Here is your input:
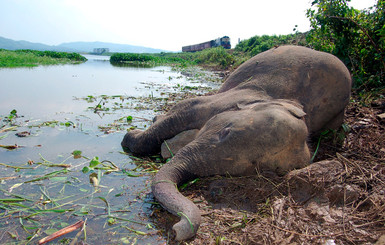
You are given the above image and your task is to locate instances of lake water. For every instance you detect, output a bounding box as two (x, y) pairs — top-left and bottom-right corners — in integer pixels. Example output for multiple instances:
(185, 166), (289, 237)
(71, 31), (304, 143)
(0, 55), (221, 244)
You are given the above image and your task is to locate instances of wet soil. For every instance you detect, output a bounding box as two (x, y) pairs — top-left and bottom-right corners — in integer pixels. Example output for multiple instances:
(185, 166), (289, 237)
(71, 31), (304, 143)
(151, 92), (385, 244)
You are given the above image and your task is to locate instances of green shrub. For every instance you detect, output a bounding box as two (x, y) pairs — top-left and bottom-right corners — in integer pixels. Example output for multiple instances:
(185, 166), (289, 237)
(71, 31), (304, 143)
(306, 0), (384, 91)
(235, 33), (307, 57)
(194, 47), (235, 68)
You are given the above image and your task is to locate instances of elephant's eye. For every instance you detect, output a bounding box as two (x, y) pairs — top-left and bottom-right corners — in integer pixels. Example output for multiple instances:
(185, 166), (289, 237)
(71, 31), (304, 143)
(219, 127), (231, 142)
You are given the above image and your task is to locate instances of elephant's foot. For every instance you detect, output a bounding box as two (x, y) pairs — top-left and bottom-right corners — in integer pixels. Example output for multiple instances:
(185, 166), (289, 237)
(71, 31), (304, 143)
(172, 203), (201, 241)
(152, 179), (201, 241)
(152, 163), (201, 240)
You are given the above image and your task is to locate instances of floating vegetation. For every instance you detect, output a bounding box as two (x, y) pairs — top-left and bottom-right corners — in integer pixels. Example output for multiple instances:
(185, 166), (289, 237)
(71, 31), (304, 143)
(81, 156), (119, 174)
(24, 169), (69, 183)
(28, 120), (76, 128)
(0, 149), (160, 244)
(98, 123), (126, 134)
(72, 150), (82, 159)
(0, 162), (35, 169)
(15, 131), (31, 137)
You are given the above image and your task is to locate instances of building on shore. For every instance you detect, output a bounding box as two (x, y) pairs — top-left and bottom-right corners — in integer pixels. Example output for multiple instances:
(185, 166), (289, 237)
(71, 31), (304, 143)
(93, 48), (110, 55)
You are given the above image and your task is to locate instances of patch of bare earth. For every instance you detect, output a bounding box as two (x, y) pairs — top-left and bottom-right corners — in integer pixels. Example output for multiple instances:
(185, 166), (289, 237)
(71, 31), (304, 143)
(150, 95), (385, 245)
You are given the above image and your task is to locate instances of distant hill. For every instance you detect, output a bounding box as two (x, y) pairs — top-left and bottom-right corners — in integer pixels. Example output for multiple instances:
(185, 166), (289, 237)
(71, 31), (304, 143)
(56, 41), (166, 53)
(0, 36), (67, 51)
(0, 36), (167, 53)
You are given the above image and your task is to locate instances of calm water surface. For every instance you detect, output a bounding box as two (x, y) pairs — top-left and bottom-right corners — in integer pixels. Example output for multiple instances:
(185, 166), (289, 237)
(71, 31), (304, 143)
(0, 55), (220, 244)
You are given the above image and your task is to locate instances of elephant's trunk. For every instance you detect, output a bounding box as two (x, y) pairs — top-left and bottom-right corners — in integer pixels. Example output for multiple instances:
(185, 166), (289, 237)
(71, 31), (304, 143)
(152, 161), (200, 241)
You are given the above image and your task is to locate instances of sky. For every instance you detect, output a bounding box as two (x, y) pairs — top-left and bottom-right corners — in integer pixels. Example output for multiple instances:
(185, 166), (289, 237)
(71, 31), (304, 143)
(0, 0), (377, 52)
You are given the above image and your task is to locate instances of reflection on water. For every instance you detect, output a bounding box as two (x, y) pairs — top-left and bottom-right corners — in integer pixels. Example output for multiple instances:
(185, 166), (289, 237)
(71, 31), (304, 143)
(110, 60), (157, 69)
(0, 55), (221, 244)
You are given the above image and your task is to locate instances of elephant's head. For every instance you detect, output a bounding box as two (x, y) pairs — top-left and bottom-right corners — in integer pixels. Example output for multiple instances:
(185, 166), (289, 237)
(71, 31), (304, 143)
(152, 100), (310, 240)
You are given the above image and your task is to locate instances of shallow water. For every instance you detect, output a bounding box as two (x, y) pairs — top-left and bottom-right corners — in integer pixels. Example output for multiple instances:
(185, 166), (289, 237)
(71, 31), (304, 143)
(0, 55), (220, 244)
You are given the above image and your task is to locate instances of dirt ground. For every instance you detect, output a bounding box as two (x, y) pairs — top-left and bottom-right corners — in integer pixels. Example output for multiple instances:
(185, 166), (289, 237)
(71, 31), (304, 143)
(150, 89), (385, 244)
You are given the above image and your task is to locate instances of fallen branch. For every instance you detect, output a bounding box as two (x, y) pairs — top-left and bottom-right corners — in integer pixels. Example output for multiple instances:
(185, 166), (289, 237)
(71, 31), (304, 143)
(38, 220), (84, 244)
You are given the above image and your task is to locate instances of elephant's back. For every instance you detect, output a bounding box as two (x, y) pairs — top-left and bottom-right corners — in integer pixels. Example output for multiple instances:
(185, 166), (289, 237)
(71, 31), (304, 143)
(220, 45), (352, 134)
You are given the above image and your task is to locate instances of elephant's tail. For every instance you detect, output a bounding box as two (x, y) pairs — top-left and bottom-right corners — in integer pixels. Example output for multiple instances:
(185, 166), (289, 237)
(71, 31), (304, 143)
(151, 161), (200, 241)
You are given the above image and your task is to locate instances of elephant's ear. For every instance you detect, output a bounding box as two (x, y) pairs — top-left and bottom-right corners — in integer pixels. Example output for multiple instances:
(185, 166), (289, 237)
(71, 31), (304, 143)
(279, 101), (306, 119)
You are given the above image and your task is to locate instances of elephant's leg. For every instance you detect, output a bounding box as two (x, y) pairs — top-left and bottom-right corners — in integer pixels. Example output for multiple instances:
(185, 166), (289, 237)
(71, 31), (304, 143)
(152, 160), (200, 241)
(121, 96), (209, 155)
(160, 129), (200, 159)
(152, 102), (310, 241)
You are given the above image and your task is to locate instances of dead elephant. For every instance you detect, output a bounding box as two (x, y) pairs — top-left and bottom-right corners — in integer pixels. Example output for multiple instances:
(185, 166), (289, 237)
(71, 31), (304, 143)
(121, 46), (352, 241)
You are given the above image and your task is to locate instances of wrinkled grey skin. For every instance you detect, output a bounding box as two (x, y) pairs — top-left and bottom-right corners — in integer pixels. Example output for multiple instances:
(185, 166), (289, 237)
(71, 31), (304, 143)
(121, 46), (352, 241)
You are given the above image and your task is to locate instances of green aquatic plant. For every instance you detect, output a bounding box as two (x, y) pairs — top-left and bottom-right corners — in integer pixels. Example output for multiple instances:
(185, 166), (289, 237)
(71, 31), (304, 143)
(195, 47), (235, 68)
(7, 109), (17, 121)
(110, 52), (191, 66)
(72, 150), (82, 159)
(81, 157), (119, 174)
(0, 49), (87, 67)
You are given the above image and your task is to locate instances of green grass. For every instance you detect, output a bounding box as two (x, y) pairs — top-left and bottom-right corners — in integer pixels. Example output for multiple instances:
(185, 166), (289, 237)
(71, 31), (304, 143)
(194, 47), (236, 69)
(110, 52), (195, 67)
(0, 49), (87, 67)
(110, 47), (246, 69)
